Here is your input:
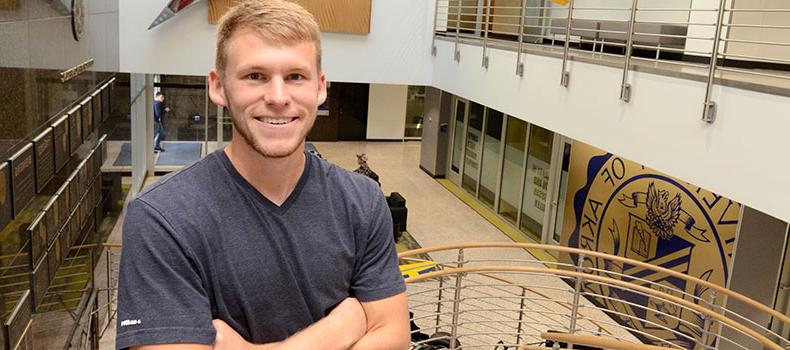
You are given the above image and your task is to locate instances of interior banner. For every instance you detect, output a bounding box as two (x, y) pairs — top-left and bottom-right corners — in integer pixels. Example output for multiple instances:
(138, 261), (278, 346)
(561, 141), (741, 349)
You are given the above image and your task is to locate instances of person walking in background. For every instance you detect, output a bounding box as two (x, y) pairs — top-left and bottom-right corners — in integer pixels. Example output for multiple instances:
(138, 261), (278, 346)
(354, 153), (380, 185)
(153, 92), (171, 152)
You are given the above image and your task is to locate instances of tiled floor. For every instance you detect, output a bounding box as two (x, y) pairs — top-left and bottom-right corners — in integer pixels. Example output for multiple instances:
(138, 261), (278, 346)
(96, 140), (639, 347)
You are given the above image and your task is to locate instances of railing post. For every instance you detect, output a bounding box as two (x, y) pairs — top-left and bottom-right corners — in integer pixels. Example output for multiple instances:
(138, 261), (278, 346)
(515, 286), (527, 346)
(699, 290), (717, 349)
(620, 0), (639, 102)
(516, 0), (527, 76)
(560, 0), (574, 87)
(454, 0), (462, 62)
(90, 290), (99, 350)
(568, 253), (586, 339)
(435, 272), (445, 334)
(482, 0), (491, 68)
(431, 0), (440, 56)
(449, 249), (465, 349)
(106, 250), (113, 326)
(702, 0), (727, 124)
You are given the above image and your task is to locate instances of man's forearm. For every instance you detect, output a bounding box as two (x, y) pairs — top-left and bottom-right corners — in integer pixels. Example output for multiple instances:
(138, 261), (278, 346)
(263, 312), (361, 350)
(215, 298), (367, 350)
(348, 325), (410, 350)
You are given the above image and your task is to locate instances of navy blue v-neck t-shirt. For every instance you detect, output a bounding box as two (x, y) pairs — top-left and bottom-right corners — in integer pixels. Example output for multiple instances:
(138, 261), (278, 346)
(115, 150), (405, 349)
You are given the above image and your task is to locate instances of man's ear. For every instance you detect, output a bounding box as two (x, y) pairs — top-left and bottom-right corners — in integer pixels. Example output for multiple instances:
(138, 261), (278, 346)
(208, 68), (228, 107)
(317, 72), (327, 105)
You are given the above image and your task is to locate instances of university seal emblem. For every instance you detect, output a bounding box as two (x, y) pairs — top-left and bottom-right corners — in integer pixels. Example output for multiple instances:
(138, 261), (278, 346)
(563, 147), (740, 349)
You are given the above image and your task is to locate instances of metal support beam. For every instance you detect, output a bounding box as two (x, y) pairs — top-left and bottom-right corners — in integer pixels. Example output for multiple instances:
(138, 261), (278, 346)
(702, 0), (727, 124)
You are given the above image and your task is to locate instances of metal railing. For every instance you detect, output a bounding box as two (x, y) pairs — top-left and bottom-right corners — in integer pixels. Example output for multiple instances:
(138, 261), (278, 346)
(401, 242), (790, 350)
(63, 243), (121, 350)
(433, 0), (790, 123)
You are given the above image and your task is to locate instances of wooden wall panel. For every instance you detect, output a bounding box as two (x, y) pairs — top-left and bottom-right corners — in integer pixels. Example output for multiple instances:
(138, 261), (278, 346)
(0, 0), (18, 10)
(208, 0), (371, 34)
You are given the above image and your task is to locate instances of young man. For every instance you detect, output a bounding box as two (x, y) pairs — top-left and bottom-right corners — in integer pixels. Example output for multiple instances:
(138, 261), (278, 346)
(115, 1), (409, 349)
(152, 92), (170, 152)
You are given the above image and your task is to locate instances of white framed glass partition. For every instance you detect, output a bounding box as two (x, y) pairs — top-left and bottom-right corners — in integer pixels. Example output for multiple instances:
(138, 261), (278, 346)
(478, 108), (504, 209)
(497, 116), (528, 226)
(444, 94), (567, 245)
(519, 124), (554, 238)
(448, 98), (468, 185)
(545, 135), (572, 245)
(461, 101), (484, 194)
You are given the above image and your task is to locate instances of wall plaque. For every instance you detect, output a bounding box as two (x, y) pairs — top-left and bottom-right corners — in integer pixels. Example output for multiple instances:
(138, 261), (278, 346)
(43, 200), (59, 247)
(91, 91), (101, 133)
(56, 185), (70, 229)
(77, 160), (88, 201)
(68, 106), (82, 155)
(68, 174), (80, 214)
(32, 128), (55, 193)
(59, 223), (70, 262)
(59, 206), (72, 254)
(0, 163), (12, 232)
(71, 200), (82, 242)
(47, 236), (62, 282)
(51, 115), (70, 173)
(6, 290), (32, 350)
(32, 255), (49, 307)
(81, 97), (93, 139)
(27, 212), (47, 268)
(101, 85), (111, 122)
(9, 143), (34, 217)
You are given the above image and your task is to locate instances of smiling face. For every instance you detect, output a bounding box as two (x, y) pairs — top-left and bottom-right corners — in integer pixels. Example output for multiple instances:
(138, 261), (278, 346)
(208, 27), (327, 159)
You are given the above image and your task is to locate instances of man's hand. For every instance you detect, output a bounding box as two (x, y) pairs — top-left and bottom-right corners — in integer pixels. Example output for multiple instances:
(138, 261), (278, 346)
(213, 319), (253, 350)
(165, 107), (172, 112)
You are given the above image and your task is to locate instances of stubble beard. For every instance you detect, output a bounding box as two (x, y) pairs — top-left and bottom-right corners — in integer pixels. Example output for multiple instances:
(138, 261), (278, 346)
(229, 110), (315, 159)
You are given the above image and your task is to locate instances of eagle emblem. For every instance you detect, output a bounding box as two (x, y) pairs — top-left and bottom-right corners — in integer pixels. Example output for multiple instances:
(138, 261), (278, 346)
(645, 182), (681, 239)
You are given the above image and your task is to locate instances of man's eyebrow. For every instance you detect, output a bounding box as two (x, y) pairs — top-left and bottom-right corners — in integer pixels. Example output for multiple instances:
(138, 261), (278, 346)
(236, 64), (313, 74)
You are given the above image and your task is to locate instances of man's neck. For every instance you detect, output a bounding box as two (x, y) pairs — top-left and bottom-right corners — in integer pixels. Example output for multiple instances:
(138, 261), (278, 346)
(224, 139), (306, 207)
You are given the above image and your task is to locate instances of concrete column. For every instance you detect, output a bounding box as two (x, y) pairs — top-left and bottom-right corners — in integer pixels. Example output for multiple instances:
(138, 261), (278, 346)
(130, 73), (154, 194)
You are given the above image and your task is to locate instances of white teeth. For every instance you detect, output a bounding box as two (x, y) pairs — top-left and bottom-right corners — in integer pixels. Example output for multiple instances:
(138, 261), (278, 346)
(260, 117), (293, 125)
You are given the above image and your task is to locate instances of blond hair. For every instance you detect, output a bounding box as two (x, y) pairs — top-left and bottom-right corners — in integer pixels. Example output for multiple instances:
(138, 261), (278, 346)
(215, 0), (322, 74)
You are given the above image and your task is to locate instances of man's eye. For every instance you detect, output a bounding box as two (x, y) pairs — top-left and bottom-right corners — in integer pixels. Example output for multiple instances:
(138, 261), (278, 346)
(287, 74), (304, 81)
(248, 73), (263, 80)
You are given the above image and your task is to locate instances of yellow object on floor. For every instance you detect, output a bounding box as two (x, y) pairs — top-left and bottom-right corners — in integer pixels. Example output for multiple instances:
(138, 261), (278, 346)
(399, 261), (438, 279)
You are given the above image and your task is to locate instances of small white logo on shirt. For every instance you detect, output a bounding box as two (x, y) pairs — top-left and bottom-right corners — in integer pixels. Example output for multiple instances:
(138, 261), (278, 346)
(120, 319), (142, 327)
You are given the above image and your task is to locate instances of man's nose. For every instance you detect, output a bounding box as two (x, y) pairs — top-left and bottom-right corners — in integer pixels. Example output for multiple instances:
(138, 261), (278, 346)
(264, 77), (290, 106)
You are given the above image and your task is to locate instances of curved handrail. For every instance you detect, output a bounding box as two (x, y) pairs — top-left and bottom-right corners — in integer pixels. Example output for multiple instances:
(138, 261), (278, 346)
(541, 332), (669, 350)
(404, 264), (784, 350)
(398, 242), (790, 326)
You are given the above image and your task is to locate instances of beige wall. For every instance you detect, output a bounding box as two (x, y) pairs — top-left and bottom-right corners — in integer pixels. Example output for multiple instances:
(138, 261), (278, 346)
(366, 84), (408, 140)
(725, 0), (790, 63)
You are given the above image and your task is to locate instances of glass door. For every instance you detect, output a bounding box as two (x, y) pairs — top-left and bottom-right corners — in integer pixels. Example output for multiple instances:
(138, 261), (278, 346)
(478, 108), (504, 209)
(447, 98), (468, 185)
(498, 116), (528, 226)
(519, 124), (554, 239)
(461, 102), (485, 195)
(545, 136), (572, 245)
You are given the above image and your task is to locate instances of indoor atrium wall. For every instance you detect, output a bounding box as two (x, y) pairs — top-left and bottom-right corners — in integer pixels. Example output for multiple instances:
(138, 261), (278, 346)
(431, 39), (790, 223)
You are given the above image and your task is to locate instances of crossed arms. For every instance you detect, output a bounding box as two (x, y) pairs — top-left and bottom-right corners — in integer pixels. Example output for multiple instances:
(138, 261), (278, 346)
(132, 292), (409, 350)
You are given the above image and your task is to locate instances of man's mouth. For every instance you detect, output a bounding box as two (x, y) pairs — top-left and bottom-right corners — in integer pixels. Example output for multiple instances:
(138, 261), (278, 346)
(254, 117), (298, 125)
